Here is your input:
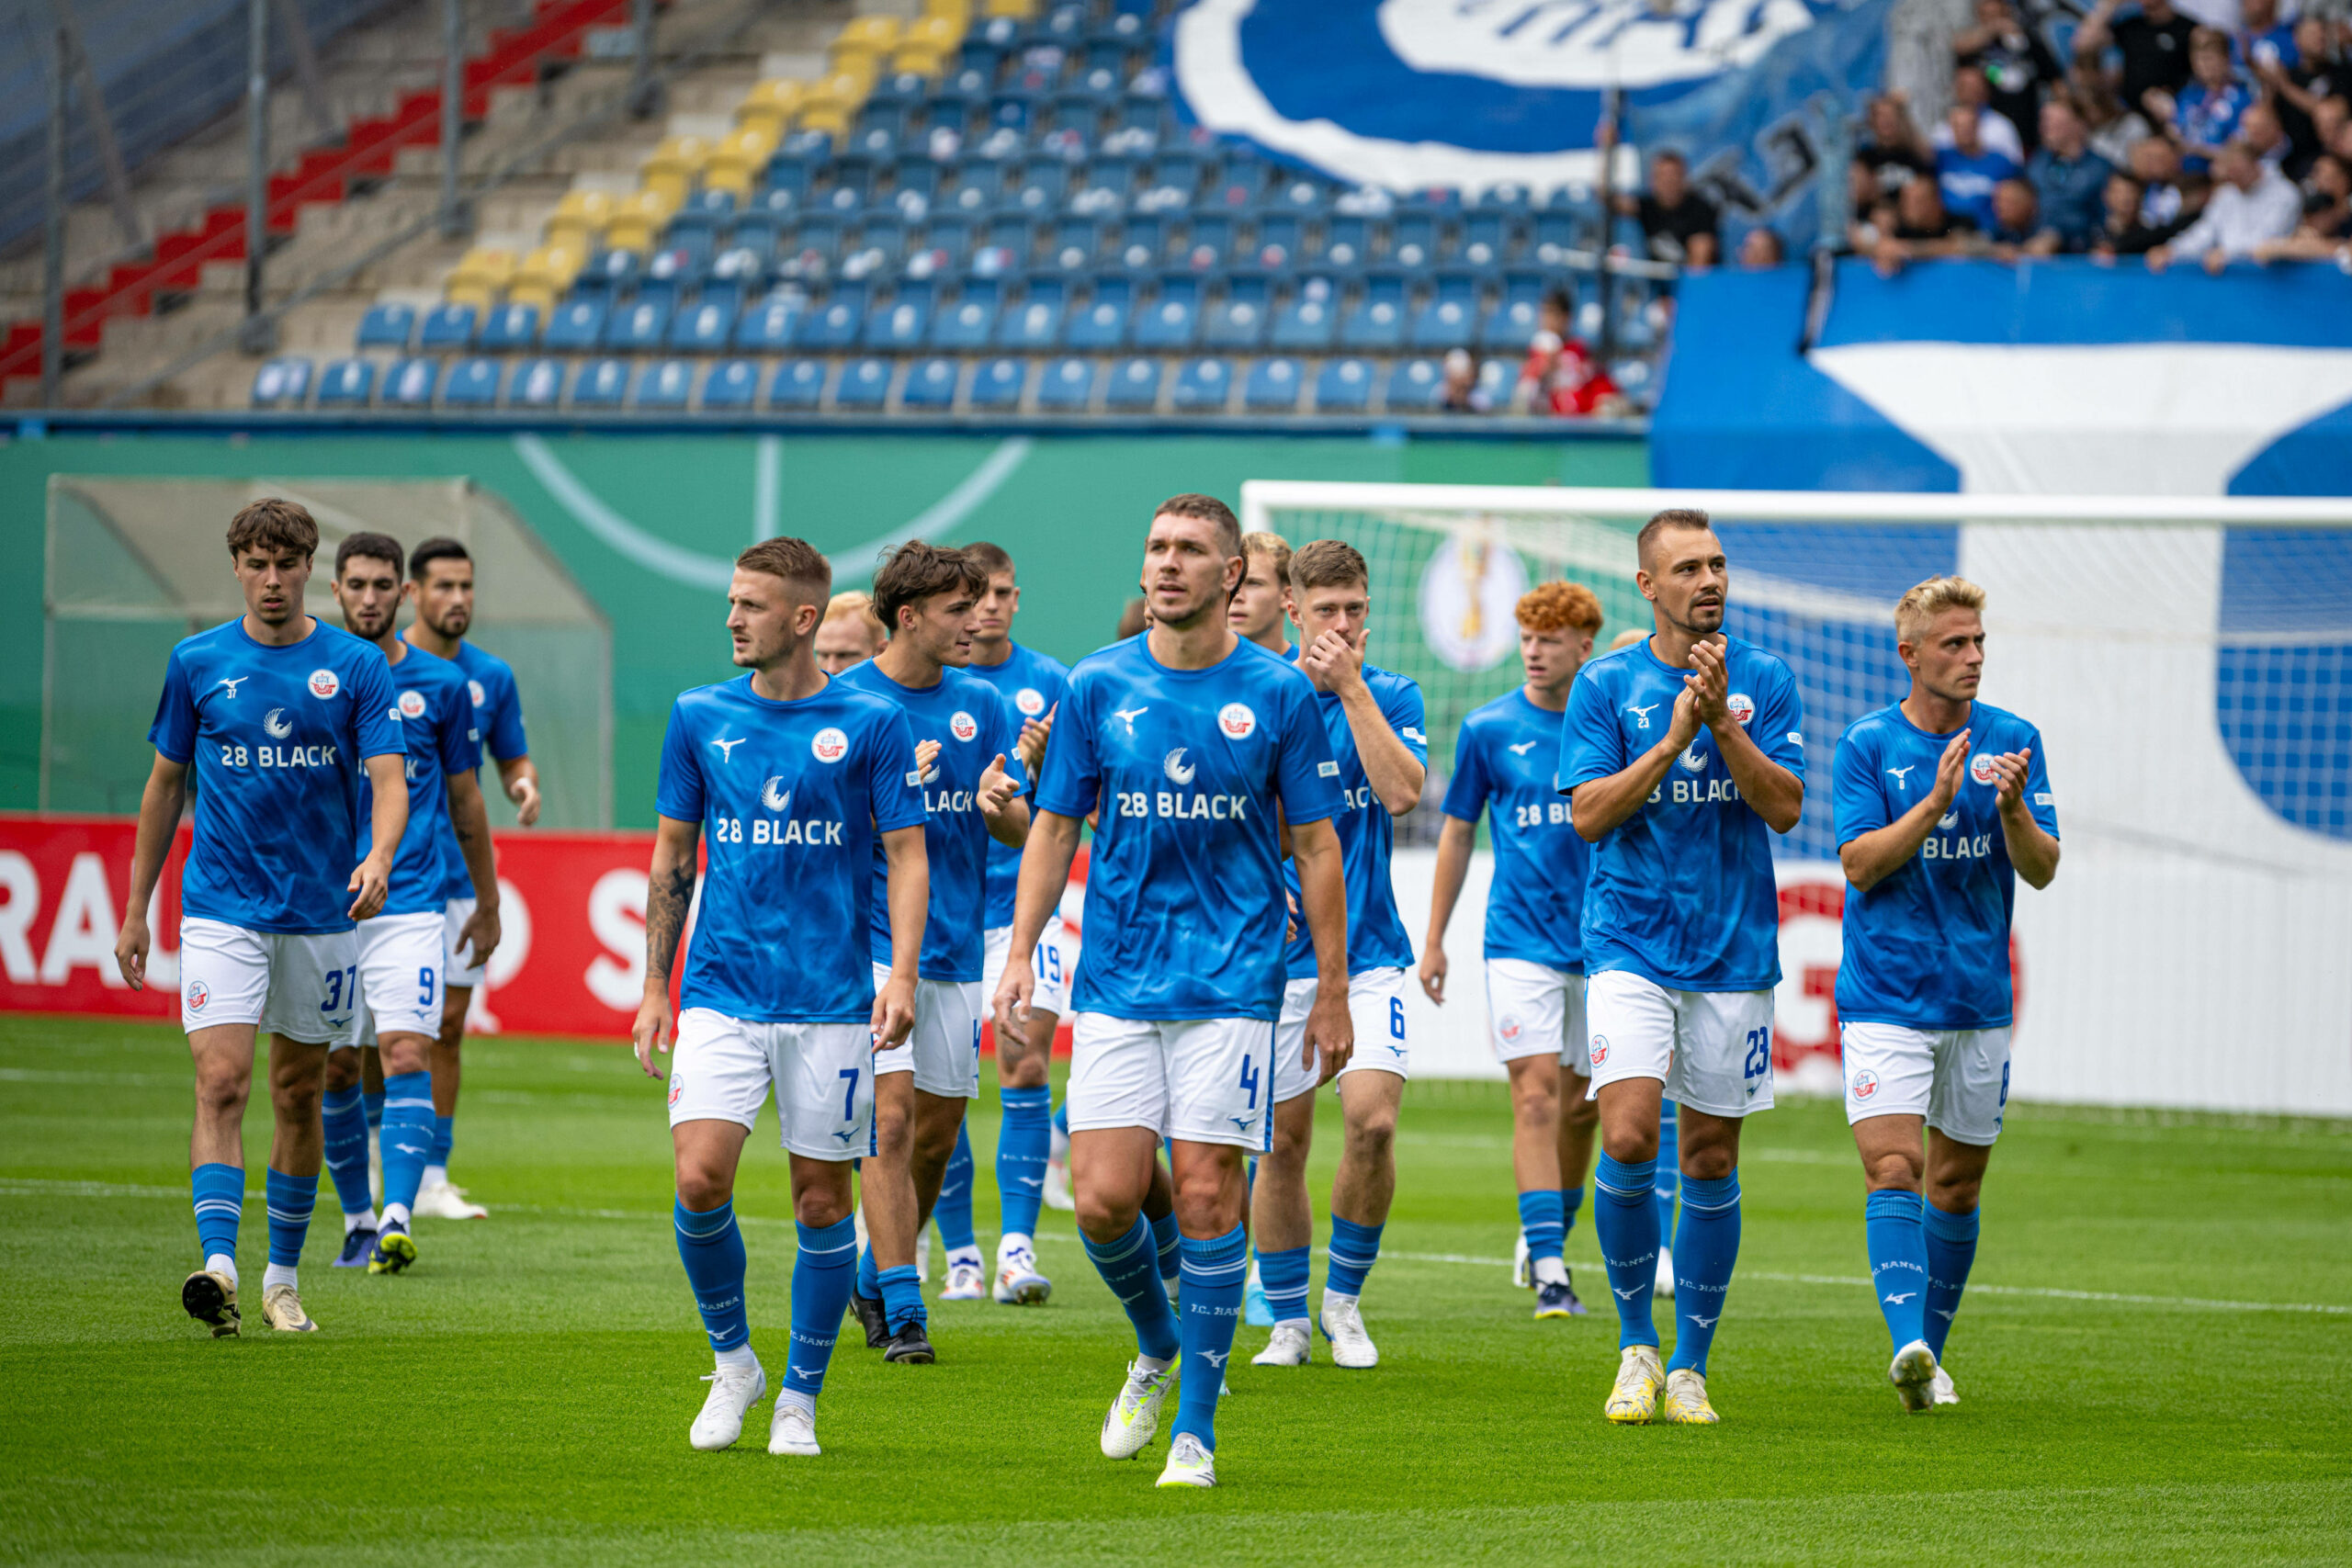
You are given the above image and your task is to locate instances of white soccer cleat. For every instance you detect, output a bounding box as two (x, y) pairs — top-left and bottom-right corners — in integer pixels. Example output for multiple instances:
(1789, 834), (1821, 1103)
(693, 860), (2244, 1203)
(1155, 1431), (1216, 1488)
(1661, 1367), (1719, 1425)
(1100, 1359), (1174, 1459)
(768, 1400), (820, 1456)
(1320, 1295), (1378, 1370)
(1931, 1366), (1960, 1406)
(1042, 1156), (1075, 1213)
(1252, 1323), (1312, 1366)
(689, 1363), (766, 1451)
(1512, 1230), (1532, 1289)
(1890, 1339), (1939, 1413)
(940, 1260), (988, 1301)
(1605, 1345), (1666, 1424)
(991, 1239), (1052, 1304)
(1655, 1247), (1676, 1298)
(413, 1179), (489, 1221)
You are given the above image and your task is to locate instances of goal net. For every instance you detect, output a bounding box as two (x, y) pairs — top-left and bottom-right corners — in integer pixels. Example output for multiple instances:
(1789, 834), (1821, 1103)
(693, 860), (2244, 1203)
(1239, 481), (2352, 1118)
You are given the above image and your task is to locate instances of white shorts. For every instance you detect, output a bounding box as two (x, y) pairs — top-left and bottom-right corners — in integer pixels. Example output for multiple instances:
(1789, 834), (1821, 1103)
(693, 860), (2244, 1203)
(666, 1007), (876, 1160)
(350, 911), (448, 1048)
(1272, 967), (1409, 1103)
(1839, 1021), (2012, 1146)
(1485, 958), (1589, 1074)
(177, 918), (357, 1044)
(444, 897), (485, 988)
(1068, 1012), (1276, 1150)
(1584, 969), (1776, 1118)
(985, 918), (1071, 1020)
(869, 964), (982, 1099)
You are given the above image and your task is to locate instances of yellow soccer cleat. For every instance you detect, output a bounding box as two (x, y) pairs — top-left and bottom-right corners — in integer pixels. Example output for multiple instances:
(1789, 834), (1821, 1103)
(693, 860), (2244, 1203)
(1604, 1345), (1665, 1424)
(260, 1282), (318, 1333)
(1661, 1368), (1720, 1425)
(182, 1269), (240, 1338)
(368, 1222), (418, 1275)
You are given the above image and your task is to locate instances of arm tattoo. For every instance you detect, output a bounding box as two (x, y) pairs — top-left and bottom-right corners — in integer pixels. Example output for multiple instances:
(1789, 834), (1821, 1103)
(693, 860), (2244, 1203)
(643, 859), (696, 981)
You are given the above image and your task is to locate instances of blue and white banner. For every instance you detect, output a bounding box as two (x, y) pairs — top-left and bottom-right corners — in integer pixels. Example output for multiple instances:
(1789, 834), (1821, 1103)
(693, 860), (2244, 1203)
(1171, 0), (1894, 228)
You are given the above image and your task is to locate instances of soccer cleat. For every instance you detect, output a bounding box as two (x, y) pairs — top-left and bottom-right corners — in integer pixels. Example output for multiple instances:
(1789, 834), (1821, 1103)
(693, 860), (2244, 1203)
(1655, 1247), (1676, 1298)
(1890, 1339), (1939, 1413)
(259, 1282), (318, 1333)
(849, 1289), (889, 1350)
(882, 1324), (935, 1363)
(413, 1179), (488, 1221)
(1661, 1367), (1720, 1425)
(1244, 1259), (1273, 1326)
(1042, 1156), (1075, 1213)
(1252, 1322), (1312, 1366)
(1155, 1431), (1216, 1488)
(181, 1269), (240, 1337)
(1604, 1345), (1665, 1424)
(689, 1363), (766, 1450)
(1100, 1359), (1174, 1458)
(367, 1220), (417, 1275)
(1534, 1277), (1587, 1318)
(940, 1260), (988, 1301)
(1931, 1366), (1960, 1406)
(1512, 1231), (1532, 1289)
(1320, 1295), (1379, 1370)
(334, 1227), (377, 1269)
(768, 1400), (820, 1456)
(990, 1242), (1052, 1305)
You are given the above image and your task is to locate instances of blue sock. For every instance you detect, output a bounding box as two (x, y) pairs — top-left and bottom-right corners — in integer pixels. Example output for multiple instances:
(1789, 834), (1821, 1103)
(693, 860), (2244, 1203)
(1866, 1189), (1930, 1353)
(783, 1216), (857, 1404)
(856, 1243), (880, 1301)
(1326, 1214), (1383, 1298)
(1922, 1201), (1981, 1360)
(876, 1263), (925, 1334)
(1081, 1214), (1181, 1361)
(429, 1113), (454, 1170)
(1258, 1244), (1309, 1324)
(997, 1085), (1051, 1238)
(378, 1070), (434, 1216)
(321, 1086), (372, 1218)
(190, 1162), (243, 1264)
(1052, 1100), (1069, 1138)
(1172, 1224), (1247, 1449)
(1667, 1171), (1742, 1375)
(263, 1168), (316, 1268)
(363, 1088), (384, 1135)
(1656, 1100), (1680, 1241)
(673, 1198), (749, 1354)
(1150, 1206), (1181, 1287)
(936, 1120), (977, 1258)
(1563, 1184), (1585, 1243)
(1518, 1189), (1566, 1265)
(1592, 1154), (1660, 1348)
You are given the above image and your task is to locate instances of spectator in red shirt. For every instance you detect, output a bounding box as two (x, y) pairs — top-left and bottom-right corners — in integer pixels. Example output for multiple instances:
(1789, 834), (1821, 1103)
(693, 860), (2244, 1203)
(1512, 290), (1623, 416)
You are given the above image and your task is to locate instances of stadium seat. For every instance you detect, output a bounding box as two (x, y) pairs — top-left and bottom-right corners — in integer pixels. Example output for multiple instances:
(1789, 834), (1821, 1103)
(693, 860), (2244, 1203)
(416, 303), (477, 352)
(1389, 213), (1442, 269)
(356, 303), (416, 350)
(1063, 280), (1130, 349)
(671, 299), (738, 352)
(381, 357), (438, 409)
(1171, 357), (1232, 412)
(730, 290), (800, 351)
(1010, 163), (1070, 216)
(769, 358), (827, 410)
(944, 164), (1004, 216)
(1251, 213), (1300, 270)
(572, 248), (642, 300)
(1202, 277), (1269, 349)
(604, 299), (673, 351)
(921, 216), (974, 272)
(1242, 356), (1303, 412)
(701, 358), (761, 411)
(1047, 217), (1106, 272)
(1410, 289), (1478, 353)
(571, 358), (632, 408)
(1479, 274), (1546, 354)
(856, 216), (910, 269)
(1178, 213), (1233, 273)
(990, 281), (1058, 349)
(836, 356), (894, 410)
(1270, 281), (1339, 351)
(1069, 161), (1134, 215)
(1309, 215), (1370, 272)
(797, 291), (866, 350)
(970, 355), (1027, 410)
(250, 357), (312, 408)
(443, 357), (501, 407)
(1103, 355), (1160, 410)
(477, 302), (540, 351)
(1314, 356), (1373, 412)
(635, 359), (695, 410)
(902, 355), (960, 409)
(542, 299), (608, 352)
(785, 216), (844, 270)
(1385, 356), (1443, 412)
(1340, 276), (1408, 352)
(1458, 210), (1512, 272)
(1131, 279), (1199, 350)
(507, 357), (567, 408)
(934, 280), (1002, 349)
(1115, 214), (1166, 271)
(1037, 355), (1095, 410)
(314, 358), (375, 407)
(865, 285), (935, 351)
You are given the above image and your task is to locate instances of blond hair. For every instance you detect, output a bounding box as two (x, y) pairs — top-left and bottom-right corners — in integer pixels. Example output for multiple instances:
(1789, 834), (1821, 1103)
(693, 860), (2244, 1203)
(1239, 530), (1293, 584)
(1894, 575), (1986, 643)
(822, 590), (886, 637)
(1515, 580), (1604, 635)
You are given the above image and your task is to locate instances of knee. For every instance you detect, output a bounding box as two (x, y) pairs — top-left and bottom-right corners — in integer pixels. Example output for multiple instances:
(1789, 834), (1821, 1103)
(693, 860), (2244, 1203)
(1073, 1190), (1134, 1241)
(1265, 1121), (1311, 1173)
(1002, 1049), (1048, 1090)
(794, 1182), (852, 1229)
(194, 1070), (247, 1118)
(1927, 1175), (1982, 1213)
(1865, 1152), (1923, 1192)
(674, 1165), (733, 1212)
(1561, 1087), (1600, 1131)
(1599, 1122), (1658, 1164)
(870, 1104), (912, 1157)
(322, 1052), (359, 1094)
(1680, 1144), (1736, 1182)
(1343, 1106), (1396, 1163)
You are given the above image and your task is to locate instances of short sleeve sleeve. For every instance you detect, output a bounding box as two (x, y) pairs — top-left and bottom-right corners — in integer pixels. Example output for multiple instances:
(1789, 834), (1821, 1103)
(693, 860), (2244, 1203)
(149, 651), (198, 763)
(653, 701), (707, 824)
(1832, 728), (1890, 849)
(869, 707), (927, 833)
(1034, 672), (1101, 819)
(1557, 667), (1625, 794)
(1272, 677), (1341, 827)
(1750, 657), (1805, 773)
(485, 666), (528, 761)
(436, 674), (481, 776)
(985, 687), (1026, 796)
(1440, 718), (1490, 822)
(2023, 728), (2059, 838)
(1383, 676), (1429, 770)
(347, 653), (403, 761)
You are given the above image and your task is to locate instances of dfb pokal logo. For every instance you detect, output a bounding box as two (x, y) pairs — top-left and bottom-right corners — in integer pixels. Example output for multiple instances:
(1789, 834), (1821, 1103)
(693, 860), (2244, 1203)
(397, 689), (427, 719)
(811, 727), (849, 763)
(1218, 702), (1256, 739)
(307, 669), (340, 700)
(1969, 754), (1999, 786)
(1850, 1068), (1880, 1100)
(949, 710), (978, 742)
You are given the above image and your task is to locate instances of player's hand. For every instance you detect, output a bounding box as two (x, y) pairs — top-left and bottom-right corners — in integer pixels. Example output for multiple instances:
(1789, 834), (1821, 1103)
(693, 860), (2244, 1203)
(457, 901), (503, 970)
(977, 753), (1020, 817)
(1299, 628), (1366, 696)
(1930, 728), (1972, 808)
(1419, 942), (1448, 1005)
(1687, 639), (1731, 731)
(914, 737), (942, 782)
(510, 774), (542, 828)
(1665, 682), (1702, 750)
(1305, 981), (1354, 1084)
(347, 853), (392, 921)
(114, 911), (150, 992)
(874, 972), (917, 1048)
(1015, 705), (1055, 774)
(1987, 748), (2031, 811)
(992, 957), (1036, 1040)
(631, 987), (675, 1077)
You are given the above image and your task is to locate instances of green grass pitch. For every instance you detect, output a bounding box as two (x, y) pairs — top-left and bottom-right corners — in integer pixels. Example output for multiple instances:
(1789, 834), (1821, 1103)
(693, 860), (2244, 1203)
(2, 1014), (2346, 1565)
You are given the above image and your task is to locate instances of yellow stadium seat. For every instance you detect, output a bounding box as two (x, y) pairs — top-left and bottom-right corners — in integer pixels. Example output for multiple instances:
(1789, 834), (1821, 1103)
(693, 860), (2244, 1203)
(980, 0), (1035, 17)
(813, 64), (874, 107)
(444, 247), (515, 307)
(506, 243), (582, 311)
(835, 16), (901, 52)
(446, 279), (495, 310)
(641, 134), (713, 207)
(902, 14), (965, 52)
(704, 128), (771, 192)
(602, 190), (673, 254)
(923, 0), (973, 22)
(796, 102), (850, 142)
(889, 43), (947, 77)
(543, 188), (615, 253)
(702, 163), (753, 201)
(504, 278), (557, 312)
(736, 78), (804, 138)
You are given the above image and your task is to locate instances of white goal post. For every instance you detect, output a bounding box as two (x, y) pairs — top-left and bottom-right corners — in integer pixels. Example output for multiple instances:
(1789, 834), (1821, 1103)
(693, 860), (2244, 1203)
(1238, 481), (2352, 1116)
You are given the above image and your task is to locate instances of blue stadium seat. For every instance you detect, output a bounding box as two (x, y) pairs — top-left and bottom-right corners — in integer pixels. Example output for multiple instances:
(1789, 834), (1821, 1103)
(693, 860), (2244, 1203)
(979, 213), (1036, 271)
(1104, 355), (1160, 410)
(785, 216), (844, 270)
(970, 356), (1026, 410)
(734, 291), (802, 349)
(1064, 280), (1131, 348)
(1310, 215), (1371, 273)
(1037, 355), (1095, 410)
(894, 158), (941, 203)
(835, 356), (894, 410)
(542, 299), (607, 352)
(1458, 211), (1512, 273)
(571, 358), (632, 409)
(507, 357), (566, 408)
(902, 356), (961, 410)
(996, 280), (1062, 349)
(315, 358), (375, 407)
(1047, 217), (1105, 271)
(382, 356), (438, 408)
(1411, 289), (1478, 352)
(1385, 356), (1443, 412)
(865, 283), (934, 351)
(604, 298), (673, 351)
(1009, 163), (1069, 216)
(707, 248), (769, 307)
(1480, 275), (1547, 354)
(1202, 277), (1269, 349)
(250, 357), (312, 408)
(636, 358), (695, 410)
(671, 299), (737, 352)
(1265, 174), (1330, 216)
(943, 164), (1004, 217)
(1388, 213), (1441, 269)
(1315, 356), (1373, 412)
(796, 291), (866, 350)
(701, 358), (760, 411)
(1271, 280), (1340, 351)
(920, 216), (973, 272)
(1178, 213), (1233, 273)
(443, 357), (501, 407)
(356, 303), (414, 350)
(760, 159), (811, 207)
(769, 358), (826, 410)
(933, 280), (1001, 350)
(1131, 279), (1199, 350)
(857, 217), (909, 269)
(572, 248), (641, 299)
(1242, 356), (1303, 412)
(1171, 357), (1231, 412)
(820, 174), (872, 218)
(477, 301), (539, 351)
(1069, 161), (1134, 216)
(638, 247), (707, 309)
(1116, 214), (1166, 272)
(1340, 276), (1408, 352)
(1251, 213), (1300, 271)
(734, 193), (795, 248)
(668, 187), (736, 245)
(420, 302), (478, 347)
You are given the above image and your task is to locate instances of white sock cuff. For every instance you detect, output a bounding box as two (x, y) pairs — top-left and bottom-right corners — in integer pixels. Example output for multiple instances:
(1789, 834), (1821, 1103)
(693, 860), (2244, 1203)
(1532, 1257), (1569, 1286)
(775, 1388), (816, 1418)
(263, 1262), (298, 1292)
(715, 1343), (760, 1372)
(1277, 1315), (1312, 1333)
(205, 1253), (238, 1286)
(421, 1165), (448, 1189)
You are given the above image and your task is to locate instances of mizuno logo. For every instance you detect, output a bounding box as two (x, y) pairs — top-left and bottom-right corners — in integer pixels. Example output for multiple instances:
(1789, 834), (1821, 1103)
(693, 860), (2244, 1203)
(1886, 765), (1915, 786)
(1015, 1176), (1042, 1188)
(1883, 1292), (1917, 1305)
(832, 1129), (855, 1144)
(218, 677), (248, 698)
(710, 736), (745, 762)
(1626, 702), (1659, 729)
(1689, 1314), (1721, 1327)
(788, 1363), (824, 1381)
(1200, 1349), (1229, 1369)
(264, 707), (293, 739)
(1614, 1284), (1642, 1300)
(1164, 748), (1196, 786)
(1230, 1115), (1252, 1131)
(1933, 1307), (1956, 1320)
(1114, 705), (1149, 732)
(1509, 739), (1539, 755)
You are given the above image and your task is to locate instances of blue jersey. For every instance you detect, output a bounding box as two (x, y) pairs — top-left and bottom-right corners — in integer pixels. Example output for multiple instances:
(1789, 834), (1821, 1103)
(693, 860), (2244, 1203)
(1035, 636), (1340, 1021)
(1282, 660), (1425, 980)
(964, 641), (1069, 929)
(404, 633), (528, 901)
(655, 675), (925, 1023)
(1558, 637), (1805, 992)
(149, 618), (402, 935)
(1442, 688), (1589, 972)
(834, 660), (1024, 982)
(360, 646), (481, 917)
(1832, 702), (2058, 1030)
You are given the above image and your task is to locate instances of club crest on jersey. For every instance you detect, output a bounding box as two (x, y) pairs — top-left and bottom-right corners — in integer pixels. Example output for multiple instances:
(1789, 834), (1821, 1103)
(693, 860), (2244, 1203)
(1969, 754), (1998, 786)
(811, 727), (849, 763)
(264, 707), (293, 739)
(1164, 748), (1197, 786)
(1850, 1068), (1880, 1100)
(1727, 693), (1755, 728)
(397, 689), (427, 719)
(1015, 686), (1046, 716)
(307, 669), (340, 700)
(761, 777), (792, 813)
(1218, 702), (1256, 739)
(1589, 1034), (1609, 1066)
(950, 710), (978, 742)
(186, 979), (209, 1013)
(469, 679), (487, 708)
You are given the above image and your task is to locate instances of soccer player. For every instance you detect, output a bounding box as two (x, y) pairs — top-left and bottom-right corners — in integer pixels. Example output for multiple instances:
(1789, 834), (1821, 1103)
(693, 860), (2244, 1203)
(1249, 540), (1425, 1371)
(1559, 508), (1805, 1426)
(1421, 581), (1604, 1321)
(1605, 626), (1681, 1289)
(994, 492), (1350, 1490)
(322, 534), (503, 1276)
(632, 536), (927, 1457)
(399, 536), (541, 1221)
(961, 540), (1071, 1305)
(838, 543), (1029, 1359)
(815, 590), (888, 674)
(1833, 576), (2058, 1411)
(111, 498), (407, 1337)
(1229, 531), (1295, 656)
